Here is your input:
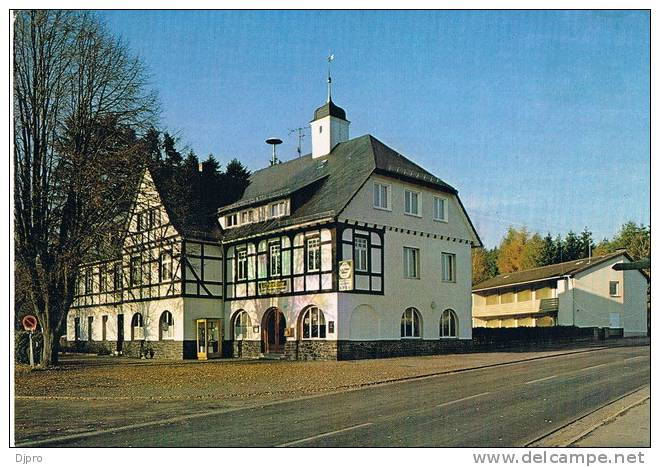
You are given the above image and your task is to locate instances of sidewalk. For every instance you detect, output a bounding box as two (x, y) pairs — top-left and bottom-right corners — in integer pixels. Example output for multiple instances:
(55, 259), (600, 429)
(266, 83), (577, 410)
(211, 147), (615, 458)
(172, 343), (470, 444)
(572, 397), (650, 447)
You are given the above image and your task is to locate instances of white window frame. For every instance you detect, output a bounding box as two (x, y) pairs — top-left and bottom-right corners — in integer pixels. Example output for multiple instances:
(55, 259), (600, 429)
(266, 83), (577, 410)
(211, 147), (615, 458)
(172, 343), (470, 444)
(306, 236), (321, 272)
(130, 256), (142, 286)
(237, 248), (248, 280)
(160, 250), (173, 281)
(441, 252), (456, 283)
(226, 213), (238, 228)
(433, 195), (448, 222)
(234, 310), (252, 340)
(354, 237), (369, 272)
(241, 210), (254, 224)
(440, 309), (458, 338)
(160, 310), (174, 340)
(269, 201), (286, 219)
(401, 307), (422, 338)
(301, 306), (327, 339)
(373, 181), (391, 211)
(403, 247), (420, 279)
(132, 313), (145, 341)
(609, 280), (620, 297)
(269, 241), (282, 276)
(404, 189), (421, 217)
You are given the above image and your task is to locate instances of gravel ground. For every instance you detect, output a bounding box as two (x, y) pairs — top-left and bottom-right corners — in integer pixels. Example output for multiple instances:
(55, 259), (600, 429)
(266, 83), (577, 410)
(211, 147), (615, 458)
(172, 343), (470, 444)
(13, 339), (648, 444)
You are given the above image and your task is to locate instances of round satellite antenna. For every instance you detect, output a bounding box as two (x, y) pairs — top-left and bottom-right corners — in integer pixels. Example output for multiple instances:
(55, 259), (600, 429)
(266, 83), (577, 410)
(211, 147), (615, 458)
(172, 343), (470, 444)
(266, 137), (283, 165)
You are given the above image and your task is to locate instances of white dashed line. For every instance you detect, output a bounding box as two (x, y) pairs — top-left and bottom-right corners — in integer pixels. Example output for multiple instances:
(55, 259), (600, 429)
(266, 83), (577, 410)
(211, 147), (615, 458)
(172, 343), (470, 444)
(525, 374), (558, 385)
(436, 392), (491, 408)
(276, 422), (374, 447)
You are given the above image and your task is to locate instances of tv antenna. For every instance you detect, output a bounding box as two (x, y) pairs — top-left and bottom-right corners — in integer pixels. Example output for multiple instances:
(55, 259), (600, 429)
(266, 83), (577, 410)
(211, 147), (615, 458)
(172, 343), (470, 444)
(288, 127), (308, 157)
(266, 137), (282, 166)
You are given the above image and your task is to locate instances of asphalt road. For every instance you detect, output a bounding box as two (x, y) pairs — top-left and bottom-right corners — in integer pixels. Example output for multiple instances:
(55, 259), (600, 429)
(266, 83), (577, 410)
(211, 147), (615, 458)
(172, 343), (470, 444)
(36, 345), (649, 447)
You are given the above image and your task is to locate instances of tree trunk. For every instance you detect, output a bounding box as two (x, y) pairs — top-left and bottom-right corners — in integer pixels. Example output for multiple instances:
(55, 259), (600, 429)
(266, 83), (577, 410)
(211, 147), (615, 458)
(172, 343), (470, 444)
(41, 326), (59, 367)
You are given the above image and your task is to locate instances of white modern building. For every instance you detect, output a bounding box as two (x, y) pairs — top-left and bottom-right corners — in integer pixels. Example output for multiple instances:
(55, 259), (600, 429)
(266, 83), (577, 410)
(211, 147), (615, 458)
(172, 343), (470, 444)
(472, 251), (648, 337)
(66, 91), (482, 360)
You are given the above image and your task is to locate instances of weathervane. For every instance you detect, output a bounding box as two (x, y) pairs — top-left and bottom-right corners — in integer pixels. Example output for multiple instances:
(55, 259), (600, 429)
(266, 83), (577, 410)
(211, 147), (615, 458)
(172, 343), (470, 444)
(327, 53), (334, 102)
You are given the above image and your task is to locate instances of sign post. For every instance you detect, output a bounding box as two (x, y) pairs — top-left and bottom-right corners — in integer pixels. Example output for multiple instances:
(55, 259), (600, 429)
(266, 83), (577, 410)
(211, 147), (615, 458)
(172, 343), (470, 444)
(22, 315), (38, 368)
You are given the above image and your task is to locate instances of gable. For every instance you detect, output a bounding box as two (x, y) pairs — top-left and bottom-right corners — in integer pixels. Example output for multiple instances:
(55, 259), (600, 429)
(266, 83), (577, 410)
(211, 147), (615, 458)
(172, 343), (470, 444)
(339, 173), (481, 245)
(123, 170), (180, 249)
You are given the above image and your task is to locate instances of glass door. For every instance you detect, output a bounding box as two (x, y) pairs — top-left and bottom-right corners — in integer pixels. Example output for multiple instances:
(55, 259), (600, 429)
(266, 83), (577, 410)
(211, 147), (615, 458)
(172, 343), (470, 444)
(196, 318), (222, 360)
(207, 319), (221, 359)
(196, 319), (207, 360)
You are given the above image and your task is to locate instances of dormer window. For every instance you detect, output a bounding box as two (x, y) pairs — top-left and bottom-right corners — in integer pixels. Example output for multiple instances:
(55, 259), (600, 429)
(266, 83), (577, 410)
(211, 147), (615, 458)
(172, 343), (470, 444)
(241, 210), (254, 224)
(226, 213), (238, 228)
(270, 201), (286, 218)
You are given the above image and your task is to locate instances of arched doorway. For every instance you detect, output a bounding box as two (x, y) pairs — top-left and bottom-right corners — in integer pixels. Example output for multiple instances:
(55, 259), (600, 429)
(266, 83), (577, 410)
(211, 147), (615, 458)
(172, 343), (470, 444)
(262, 307), (286, 354)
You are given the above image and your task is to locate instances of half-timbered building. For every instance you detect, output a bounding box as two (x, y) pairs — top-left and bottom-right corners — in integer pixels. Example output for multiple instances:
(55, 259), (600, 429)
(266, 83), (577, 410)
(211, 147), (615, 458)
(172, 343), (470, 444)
(66, 93), (482, 360)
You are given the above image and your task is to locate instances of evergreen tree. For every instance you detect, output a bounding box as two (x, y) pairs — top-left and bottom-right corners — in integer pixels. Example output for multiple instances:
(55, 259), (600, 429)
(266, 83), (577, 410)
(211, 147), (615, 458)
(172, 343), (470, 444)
(578, 227), (595, 259)
(521, 233), (544, 270)
(225, 158), (251, 180)
(162, 132), (182, 167)
(537, 233), (558, 266)
(143, 126), (162, 162)
(562, 231), (581, 261)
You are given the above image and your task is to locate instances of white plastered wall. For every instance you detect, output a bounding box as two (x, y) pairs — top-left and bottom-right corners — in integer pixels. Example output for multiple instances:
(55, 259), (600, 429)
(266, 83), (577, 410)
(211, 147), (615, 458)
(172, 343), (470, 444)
(338, 173), (478, 340)
(557, 255), (647, 336)
(224, 293), (339, 342)
(67, 297), (185, 342)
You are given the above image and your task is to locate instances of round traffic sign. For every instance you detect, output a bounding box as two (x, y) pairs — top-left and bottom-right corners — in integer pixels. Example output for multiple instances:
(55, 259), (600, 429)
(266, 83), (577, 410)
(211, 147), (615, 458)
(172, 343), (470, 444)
(22, 315), (38, 332)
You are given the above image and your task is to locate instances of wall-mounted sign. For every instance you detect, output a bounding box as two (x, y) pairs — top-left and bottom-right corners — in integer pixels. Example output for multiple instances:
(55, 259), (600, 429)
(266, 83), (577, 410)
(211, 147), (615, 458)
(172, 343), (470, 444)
(328, 321), (335, 334)
(338, 260), (353, 291)
(258, 279), (289, 295)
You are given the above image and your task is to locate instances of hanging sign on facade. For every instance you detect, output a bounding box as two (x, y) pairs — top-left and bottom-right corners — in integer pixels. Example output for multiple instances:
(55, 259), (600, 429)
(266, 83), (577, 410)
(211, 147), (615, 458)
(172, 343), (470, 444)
(338, 260), (353, 291)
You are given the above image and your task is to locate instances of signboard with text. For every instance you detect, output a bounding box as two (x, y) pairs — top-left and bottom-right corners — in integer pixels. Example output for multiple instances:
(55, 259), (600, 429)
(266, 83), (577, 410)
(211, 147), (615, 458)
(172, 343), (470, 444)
(258, 279), (289, 295)
(338, 260), (354, 291)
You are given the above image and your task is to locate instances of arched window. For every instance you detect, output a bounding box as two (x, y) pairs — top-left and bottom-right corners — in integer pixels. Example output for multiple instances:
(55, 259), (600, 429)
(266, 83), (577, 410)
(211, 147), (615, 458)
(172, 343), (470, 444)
(440, 309), (458, 338)
(401, 307), (421, 338)
(159, 311), (174, 340)
(233, 310), (252, 340)
(131, 313), (144, 340)
(301, 306), (326, 339)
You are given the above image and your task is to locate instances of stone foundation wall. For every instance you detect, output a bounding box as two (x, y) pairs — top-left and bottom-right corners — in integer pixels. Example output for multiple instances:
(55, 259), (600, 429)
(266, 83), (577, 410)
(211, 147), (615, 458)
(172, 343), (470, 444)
(231, 340), (261, 358)
(62, 338), (472, 361)
(284, 340), (339, 361)
(336, 339), (472, 360)
(61, 339), (190, 359)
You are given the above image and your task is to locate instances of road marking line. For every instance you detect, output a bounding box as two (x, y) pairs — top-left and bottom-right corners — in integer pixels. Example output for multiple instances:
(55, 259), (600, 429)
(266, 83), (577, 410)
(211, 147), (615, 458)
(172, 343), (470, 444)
(624, 356), (647, 362)
(525, 374), (558, 385)
(578, 363), (607, 372)
(436, 392), (491, 408)
(276, 422), (373, 447)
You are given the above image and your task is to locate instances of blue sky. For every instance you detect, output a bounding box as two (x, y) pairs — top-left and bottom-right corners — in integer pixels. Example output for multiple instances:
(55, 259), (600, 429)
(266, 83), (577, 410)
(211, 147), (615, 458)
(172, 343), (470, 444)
(99, 10), (650, 248)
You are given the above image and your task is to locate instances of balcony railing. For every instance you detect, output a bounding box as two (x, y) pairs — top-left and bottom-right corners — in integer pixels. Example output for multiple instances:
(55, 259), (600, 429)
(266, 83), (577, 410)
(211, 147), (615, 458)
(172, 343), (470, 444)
(539, 298), (559, 313)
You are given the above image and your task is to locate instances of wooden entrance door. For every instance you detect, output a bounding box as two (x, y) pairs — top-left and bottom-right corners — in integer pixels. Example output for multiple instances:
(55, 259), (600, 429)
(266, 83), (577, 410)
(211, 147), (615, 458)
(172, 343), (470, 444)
(262, 308), (286, 353)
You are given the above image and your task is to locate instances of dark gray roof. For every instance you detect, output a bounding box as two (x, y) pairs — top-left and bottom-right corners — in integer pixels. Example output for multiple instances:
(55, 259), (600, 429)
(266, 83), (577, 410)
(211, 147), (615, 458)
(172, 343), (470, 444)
(312, 99), (347, 121)
(221, 134), (475, 243)
(472, 251), (631, 292)
(151, 169), (222, 241)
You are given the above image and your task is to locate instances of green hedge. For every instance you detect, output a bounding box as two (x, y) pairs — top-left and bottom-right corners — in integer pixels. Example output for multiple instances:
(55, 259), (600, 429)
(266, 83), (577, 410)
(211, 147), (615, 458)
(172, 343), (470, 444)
(15, 331), (43, 365)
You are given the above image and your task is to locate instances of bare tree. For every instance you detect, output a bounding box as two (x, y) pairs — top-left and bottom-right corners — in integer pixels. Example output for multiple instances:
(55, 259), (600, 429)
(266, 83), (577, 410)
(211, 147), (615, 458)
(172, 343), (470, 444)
(14, 10), (157, 366)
